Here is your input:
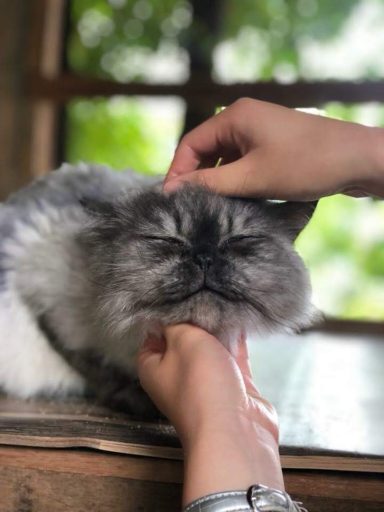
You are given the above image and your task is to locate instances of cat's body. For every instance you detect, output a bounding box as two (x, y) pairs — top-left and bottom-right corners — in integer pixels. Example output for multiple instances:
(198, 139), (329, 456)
(0, 164), (316, 416)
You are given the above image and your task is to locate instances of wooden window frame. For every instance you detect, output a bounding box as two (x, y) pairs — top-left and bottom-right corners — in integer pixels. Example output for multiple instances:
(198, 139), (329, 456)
(12, 0), (384, 334)
(28, 1), (384, 171)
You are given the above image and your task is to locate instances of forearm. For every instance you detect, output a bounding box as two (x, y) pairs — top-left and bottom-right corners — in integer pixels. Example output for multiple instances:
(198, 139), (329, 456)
(182, 416), (284, 507)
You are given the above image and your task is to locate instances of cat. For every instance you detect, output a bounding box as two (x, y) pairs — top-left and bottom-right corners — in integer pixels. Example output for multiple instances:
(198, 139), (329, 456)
(0, 163), (317, 417)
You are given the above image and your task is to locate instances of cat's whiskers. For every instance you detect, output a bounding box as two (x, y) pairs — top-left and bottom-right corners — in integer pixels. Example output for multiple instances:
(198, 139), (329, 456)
(230, 282), (288, 327)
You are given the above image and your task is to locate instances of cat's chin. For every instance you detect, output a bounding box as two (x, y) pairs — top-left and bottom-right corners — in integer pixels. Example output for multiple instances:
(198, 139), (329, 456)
(170, 286), (242, 305)
(136, 291), (256, 350)
(140, 296), (319, 351)
(116, 289), (318, 352)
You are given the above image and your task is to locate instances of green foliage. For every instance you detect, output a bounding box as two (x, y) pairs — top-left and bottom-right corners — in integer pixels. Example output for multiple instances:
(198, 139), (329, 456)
(221, 0), (359, 80)
(68, 0), (362, 82)
(68, 0), (192, 81)
(66, 97), (184, 173)
(222, 0), (359, 40)
(294, 102), (384, 319)
(297, 194), (384, 319)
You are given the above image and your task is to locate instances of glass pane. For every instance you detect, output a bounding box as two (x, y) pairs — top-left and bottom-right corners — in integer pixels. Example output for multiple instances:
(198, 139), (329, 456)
(68, 1), (384, 84)
(213, 0), (384, 83)
(296, 102), (384, 320)
(297, 196), (384, 321)
(65, 96), (185, 174)
(67, 0), (191, 83)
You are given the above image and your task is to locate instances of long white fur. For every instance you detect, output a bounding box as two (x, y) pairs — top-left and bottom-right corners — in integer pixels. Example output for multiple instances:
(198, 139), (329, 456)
(0, 288), (84, 397)
(0, 163), (150, 398)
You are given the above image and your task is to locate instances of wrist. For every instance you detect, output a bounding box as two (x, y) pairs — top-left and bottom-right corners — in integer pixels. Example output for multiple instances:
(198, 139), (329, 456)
(181, 410), (277, 451)
(351, 125), (384, 197)
(369, 126), (384, 196)
(181, 415), (284, 507)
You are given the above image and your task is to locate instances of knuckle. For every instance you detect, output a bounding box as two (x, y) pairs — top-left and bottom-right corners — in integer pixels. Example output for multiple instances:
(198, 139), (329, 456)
(178, 133), (191, 149)
(196, 171), (212, 189)
(232, 97), (253, 111)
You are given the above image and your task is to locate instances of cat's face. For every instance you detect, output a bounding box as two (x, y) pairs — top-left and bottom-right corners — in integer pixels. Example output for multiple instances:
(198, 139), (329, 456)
(82, 186), (316, 342)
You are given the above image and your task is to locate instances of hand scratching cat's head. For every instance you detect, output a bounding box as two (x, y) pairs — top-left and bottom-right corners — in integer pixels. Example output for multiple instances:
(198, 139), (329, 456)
(80, 186), (317, 344)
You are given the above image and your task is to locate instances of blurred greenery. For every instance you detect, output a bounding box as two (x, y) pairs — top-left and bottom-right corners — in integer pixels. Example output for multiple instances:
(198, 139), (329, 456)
(65, 96), (184, 173)
(296, 193), (384, 320)
(217, 0), (359, 81)
(68, 0), (384, 83)
(68, 0), (192, 83)
(213, 0), (384, 82)
(65, 0), (384, 320)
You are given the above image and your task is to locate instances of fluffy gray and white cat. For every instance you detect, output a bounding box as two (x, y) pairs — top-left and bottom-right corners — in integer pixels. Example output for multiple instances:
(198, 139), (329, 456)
(0, 163), (316, 416)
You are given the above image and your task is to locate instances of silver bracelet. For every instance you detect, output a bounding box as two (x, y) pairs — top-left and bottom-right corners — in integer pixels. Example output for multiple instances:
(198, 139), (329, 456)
(183, 484), (307, 512)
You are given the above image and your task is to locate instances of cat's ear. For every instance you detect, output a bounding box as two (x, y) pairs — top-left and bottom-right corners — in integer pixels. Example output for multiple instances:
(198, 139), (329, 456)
(79, 198), (123, 243)
(266, 200), (317, 241)
(79, 197), (118, 219)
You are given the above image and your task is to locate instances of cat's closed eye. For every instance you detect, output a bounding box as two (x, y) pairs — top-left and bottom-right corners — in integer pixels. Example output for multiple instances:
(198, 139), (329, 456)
(221, 234), (269, 248)
(141, 235), (186, 246)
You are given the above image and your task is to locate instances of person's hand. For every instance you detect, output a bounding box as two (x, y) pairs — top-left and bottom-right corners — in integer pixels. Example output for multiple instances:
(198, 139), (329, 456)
(164, 98), (384, 200)
(138, 324), (277, 444)
(137, 324), (284, 505)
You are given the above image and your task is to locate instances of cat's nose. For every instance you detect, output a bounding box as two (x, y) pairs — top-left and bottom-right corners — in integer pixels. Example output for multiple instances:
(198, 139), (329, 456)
(192, 246), (215, 271)
(194, 253), (214, 271)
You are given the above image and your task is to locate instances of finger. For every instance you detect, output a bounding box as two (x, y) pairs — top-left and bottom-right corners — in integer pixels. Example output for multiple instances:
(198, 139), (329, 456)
(165, 143), (202, 183)
(164, 109), (235, 182)
(164, 155), (256, 197)
(164, 323), (216, 351)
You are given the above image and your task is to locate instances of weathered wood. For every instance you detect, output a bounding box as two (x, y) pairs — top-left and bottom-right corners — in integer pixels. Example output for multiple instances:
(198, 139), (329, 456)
(181, 0), (224, 134)
(1, 447), (383, 512)
(26, 0), (66, 179)
(0, 446), (183, 483)
(0, 0), (34, 198)
(0, 446), (183, 512)
(309, 318), (384, 336)
(0, 0), (66, 198)
(1, 394), (384, 473)
(284, 470), (384, 502)
(1, 464), (183, 512)
(28, 75), (384, 108)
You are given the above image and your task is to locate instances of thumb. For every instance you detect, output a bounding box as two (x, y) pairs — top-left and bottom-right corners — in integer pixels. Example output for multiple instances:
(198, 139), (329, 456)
(163, 155), (256, 197)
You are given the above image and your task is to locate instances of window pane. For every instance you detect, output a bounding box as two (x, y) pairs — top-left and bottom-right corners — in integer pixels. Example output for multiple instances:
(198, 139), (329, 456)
(297, 195), (384, 320)
(65, 96), (185, 173)
(67, 0), (191, 83)
(213, 0), (384, 83)
(296, 102), (384, 320)
(68, 1), (384, 84)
